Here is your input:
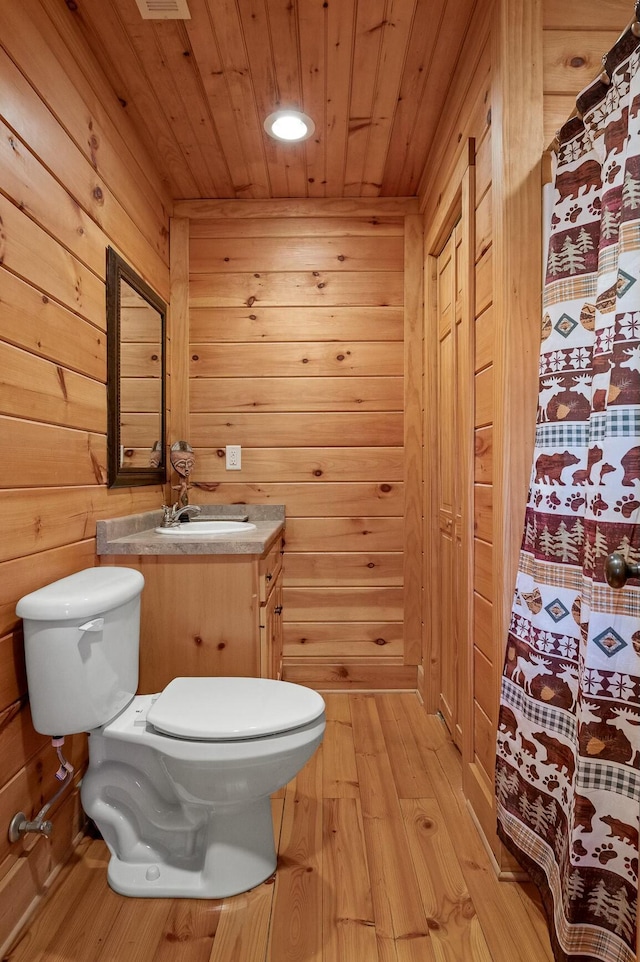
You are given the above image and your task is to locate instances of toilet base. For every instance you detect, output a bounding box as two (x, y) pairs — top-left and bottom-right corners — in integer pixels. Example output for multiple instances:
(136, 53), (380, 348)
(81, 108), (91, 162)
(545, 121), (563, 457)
(105, 795), (277, 899)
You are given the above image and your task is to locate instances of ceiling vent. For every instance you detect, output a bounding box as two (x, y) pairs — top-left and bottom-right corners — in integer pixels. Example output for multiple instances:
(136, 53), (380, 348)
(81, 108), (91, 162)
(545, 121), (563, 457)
(134, 0), (191, 19)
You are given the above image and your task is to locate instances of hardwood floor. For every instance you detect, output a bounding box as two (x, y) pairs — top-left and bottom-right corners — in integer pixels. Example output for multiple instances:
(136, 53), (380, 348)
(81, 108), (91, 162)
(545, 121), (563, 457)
(4, 694), (553, 962)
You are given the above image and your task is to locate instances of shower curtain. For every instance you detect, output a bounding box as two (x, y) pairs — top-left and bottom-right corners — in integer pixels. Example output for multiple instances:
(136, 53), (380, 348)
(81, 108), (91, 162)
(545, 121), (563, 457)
(496, 21), (640, 962)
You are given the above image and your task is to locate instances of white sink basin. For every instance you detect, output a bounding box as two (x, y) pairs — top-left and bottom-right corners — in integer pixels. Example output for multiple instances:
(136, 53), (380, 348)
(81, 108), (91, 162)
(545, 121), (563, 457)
(155, 521), (257, 536)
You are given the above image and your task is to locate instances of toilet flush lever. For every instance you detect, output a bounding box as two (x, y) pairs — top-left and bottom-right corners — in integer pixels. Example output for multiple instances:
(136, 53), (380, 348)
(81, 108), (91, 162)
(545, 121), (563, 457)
(78, 618), (104, 632)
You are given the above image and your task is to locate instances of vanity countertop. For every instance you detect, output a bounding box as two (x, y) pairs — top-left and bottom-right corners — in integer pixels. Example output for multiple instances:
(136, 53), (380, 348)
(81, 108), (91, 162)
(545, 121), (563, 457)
(96, 505), (285, 556)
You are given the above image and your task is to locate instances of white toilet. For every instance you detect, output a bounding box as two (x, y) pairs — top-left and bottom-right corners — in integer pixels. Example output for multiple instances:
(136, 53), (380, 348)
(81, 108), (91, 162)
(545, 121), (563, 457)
(16, 566), (325, 899)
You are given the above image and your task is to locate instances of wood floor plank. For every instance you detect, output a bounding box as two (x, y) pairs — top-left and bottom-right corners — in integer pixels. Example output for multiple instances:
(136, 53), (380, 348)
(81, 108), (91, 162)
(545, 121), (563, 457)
(426, 747), (550, 962)
(497, 880), (554, 962)
(514, 880), (550, 949)
(268, 745), (323, 962)
(434, 739), (467, 801)
(322, 797), (378, 962)
(376, 702), (552, 962)
(350, 695), (430, 944)
(376, 693), (437, 798)
(207, 887), (274, 962)
(395, 936), (438, 961)
(400, 798), (492, 962)
(29, 841), (125, 962)
(322, 693), (359, 798)
(376, 935), (399, 962)
(93, 892), (174, 962)
(402, 701), (452, 752)
(151, 900), (223, 962)
(4, 837), (95, 962)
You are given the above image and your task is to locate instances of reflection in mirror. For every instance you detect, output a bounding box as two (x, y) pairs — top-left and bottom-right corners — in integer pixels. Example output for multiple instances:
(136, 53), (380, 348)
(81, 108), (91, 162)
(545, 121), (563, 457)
(119, 280), (162, 462)
(107, 248), (166, 487)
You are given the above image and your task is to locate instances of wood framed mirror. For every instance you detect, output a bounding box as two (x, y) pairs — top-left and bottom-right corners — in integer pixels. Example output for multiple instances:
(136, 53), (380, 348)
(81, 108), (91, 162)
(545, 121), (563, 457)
(106, 247), (166, 487)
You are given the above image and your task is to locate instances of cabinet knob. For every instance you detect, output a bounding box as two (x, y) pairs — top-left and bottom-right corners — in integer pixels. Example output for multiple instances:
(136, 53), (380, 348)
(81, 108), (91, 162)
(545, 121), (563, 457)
(274, 605), (283, 615)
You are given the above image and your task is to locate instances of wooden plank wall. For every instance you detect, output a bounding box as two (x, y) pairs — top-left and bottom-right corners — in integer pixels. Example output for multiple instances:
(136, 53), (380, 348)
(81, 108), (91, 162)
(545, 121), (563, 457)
(0, 2), (170, 949)
(542, 0), (631, 146)
(172, 198), (421, 691)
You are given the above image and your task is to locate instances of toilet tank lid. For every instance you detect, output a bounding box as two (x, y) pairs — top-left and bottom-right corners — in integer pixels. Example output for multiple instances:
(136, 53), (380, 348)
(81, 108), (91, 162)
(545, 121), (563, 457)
(16, 567), (145, 621)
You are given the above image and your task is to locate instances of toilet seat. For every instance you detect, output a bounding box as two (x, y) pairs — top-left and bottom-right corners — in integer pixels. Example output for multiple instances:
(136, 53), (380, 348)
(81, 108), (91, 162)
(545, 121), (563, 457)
(147, 676), (325, 740)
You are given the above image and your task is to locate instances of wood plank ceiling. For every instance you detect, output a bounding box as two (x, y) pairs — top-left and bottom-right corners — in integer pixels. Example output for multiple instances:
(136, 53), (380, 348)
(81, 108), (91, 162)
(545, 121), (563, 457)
(58, 0), (477, 200)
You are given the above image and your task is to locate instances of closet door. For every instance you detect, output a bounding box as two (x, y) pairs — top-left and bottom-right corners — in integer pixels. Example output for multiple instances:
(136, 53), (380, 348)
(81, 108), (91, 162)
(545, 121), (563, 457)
(424, 149), (475, 823)
(434, 225), (464, 746)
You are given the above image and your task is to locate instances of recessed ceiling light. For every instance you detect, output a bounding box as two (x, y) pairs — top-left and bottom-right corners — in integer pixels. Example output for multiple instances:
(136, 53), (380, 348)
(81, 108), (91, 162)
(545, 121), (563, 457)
(264, 110), (315, 143)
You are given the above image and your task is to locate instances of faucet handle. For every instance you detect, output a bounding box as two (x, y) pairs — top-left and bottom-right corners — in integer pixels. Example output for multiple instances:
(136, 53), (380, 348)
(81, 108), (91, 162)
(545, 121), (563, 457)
(161, 504), (176, 524)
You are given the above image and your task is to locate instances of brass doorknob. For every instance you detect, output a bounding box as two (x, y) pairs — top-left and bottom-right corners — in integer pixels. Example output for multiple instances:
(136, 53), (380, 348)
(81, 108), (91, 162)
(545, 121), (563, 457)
(605, 553), (640, 589)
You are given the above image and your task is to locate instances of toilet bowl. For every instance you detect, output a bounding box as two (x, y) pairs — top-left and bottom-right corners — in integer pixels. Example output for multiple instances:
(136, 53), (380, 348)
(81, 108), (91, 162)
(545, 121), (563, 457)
(16, 567), (325, 899)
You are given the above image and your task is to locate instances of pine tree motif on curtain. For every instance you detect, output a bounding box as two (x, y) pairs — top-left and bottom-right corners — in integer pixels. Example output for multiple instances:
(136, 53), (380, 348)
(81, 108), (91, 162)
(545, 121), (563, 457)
(496, 25), (640, 962)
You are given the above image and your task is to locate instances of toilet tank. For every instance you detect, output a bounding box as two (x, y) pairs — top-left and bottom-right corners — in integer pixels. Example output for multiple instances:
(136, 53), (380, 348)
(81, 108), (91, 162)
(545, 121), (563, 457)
(16, 566), (145, 736)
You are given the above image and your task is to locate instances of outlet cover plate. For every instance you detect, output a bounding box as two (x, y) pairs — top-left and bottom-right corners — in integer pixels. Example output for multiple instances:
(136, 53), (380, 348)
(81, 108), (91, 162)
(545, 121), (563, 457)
(226, 445), (241, 470)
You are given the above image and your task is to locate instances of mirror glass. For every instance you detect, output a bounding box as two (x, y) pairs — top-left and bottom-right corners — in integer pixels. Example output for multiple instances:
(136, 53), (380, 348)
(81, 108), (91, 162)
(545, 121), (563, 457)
(107, 247), (166, 487)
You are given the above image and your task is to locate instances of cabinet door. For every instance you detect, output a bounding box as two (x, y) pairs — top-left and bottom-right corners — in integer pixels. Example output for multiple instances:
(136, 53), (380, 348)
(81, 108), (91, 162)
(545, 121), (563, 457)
(259, 538), (283, 604)
(260, 579), (283, 679)
(133, 556), (260, 690)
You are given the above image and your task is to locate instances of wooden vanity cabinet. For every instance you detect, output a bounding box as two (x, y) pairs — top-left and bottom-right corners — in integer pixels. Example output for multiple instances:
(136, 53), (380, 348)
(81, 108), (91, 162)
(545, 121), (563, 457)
(100, 535), (284, 693)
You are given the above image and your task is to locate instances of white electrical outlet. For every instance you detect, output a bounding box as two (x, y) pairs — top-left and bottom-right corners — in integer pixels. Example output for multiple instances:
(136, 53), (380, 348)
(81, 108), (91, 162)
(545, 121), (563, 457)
(226, 445), (242, 470)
